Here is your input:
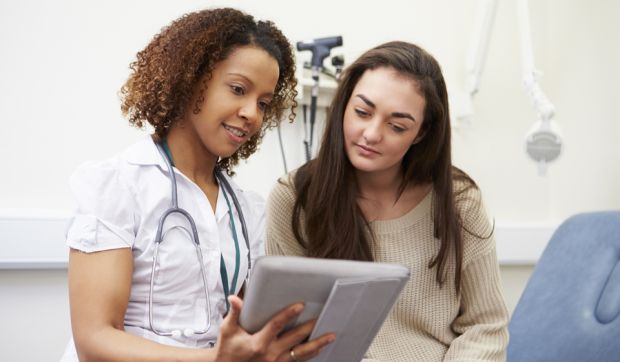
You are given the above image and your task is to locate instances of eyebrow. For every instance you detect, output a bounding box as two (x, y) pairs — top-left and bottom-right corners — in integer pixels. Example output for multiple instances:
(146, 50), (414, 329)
(227, 72), (274, 98)
(356, 94), (416, 122)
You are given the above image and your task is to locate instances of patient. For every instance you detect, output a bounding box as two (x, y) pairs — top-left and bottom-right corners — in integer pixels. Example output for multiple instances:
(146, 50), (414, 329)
(265, 41), (509, 361)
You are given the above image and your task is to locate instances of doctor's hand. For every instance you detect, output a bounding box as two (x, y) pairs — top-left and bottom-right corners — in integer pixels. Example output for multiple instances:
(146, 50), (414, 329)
(214, 295), (335, 362)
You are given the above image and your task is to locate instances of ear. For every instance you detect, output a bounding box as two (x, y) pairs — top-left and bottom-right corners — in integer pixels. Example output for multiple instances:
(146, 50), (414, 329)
(411, 129), (427, 145)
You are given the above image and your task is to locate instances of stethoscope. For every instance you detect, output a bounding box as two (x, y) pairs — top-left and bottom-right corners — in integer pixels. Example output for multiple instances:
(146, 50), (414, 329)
(148, 140), (251, 338)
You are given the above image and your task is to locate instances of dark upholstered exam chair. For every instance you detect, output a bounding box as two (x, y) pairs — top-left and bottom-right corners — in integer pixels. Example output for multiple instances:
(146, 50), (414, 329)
(507, 211), (620, 361)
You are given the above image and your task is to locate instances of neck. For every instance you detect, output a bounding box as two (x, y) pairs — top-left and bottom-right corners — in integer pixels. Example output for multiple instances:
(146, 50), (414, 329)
(164, 124), (218, 186)
(355, 166), (432, 222)
(356, 166), (403, 204)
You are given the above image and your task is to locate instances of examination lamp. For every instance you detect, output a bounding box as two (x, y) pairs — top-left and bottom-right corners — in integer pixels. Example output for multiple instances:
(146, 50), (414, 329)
(457, 0), (561, 175)
(518, 0), (562, 175)
(525, 118), (562, 175)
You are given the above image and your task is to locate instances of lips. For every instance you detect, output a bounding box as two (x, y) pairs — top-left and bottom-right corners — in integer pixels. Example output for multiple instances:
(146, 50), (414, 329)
(356, 143), (380, 155)
(223, 123), (247, 137)
(223, 123), (250, 144)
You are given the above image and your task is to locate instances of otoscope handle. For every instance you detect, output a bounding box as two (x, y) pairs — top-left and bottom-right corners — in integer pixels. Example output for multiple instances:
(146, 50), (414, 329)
(296, 36), (343, 68)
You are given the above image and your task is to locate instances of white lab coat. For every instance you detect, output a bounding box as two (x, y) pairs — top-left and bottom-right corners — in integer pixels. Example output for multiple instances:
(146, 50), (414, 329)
(61, 137), (265, 360)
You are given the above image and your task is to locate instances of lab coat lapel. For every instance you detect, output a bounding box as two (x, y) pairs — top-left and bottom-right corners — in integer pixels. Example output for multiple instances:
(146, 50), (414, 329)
(123, 136), (170, 172)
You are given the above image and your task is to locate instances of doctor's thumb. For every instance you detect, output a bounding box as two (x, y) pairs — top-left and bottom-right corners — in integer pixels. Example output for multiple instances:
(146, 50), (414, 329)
(226, 295), (243, 325)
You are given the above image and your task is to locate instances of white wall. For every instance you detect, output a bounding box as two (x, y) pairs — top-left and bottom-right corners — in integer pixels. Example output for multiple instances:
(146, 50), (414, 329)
(2, 0), (618, 216)
(0, 270), (70, 360)
(1, 0), (619, 360)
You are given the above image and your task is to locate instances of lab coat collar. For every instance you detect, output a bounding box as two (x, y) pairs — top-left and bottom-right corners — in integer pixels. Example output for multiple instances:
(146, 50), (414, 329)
(123, 136), (244, 221)
(123, 136), (168, 169)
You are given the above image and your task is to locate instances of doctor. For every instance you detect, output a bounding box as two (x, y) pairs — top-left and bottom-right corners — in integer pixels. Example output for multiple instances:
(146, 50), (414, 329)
(62, 8), (334, 362)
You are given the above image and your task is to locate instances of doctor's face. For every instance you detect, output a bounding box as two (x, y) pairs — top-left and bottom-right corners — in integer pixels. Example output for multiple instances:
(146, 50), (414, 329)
(343, 67), (426, 178)
(188, 45), (279, 159)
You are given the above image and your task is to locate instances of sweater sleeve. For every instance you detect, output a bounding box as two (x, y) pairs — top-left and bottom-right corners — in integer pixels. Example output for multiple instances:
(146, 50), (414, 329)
(443, 183), (509, 362)
(443, 245), (509, 362)
(265, 174), (306, 257)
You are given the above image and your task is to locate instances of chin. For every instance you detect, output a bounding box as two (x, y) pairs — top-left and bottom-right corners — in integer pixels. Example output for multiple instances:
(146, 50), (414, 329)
(349, 158), (380, 173)
(219, 150), (239, 159)
(209, 144), (237, 159)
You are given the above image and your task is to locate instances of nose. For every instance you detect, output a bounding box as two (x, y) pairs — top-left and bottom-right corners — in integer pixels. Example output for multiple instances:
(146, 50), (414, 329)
(238, 99), (260, 125)
(363, 118), (383, 144)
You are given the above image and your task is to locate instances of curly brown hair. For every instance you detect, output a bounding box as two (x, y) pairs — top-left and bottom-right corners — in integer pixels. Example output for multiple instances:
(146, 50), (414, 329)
(120, 8), (297, 174)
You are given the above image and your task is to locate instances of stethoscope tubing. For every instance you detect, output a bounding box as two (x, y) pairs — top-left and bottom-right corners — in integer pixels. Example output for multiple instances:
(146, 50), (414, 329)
(147, 141), (251, 337)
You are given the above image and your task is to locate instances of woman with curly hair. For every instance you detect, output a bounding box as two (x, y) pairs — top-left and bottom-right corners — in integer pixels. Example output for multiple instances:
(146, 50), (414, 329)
(266, 41), (509, 361)
(62, 8), (334, 362)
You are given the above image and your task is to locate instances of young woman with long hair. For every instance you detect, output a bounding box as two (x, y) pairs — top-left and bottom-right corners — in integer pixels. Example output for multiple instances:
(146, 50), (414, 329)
(266, 41), (508, 361)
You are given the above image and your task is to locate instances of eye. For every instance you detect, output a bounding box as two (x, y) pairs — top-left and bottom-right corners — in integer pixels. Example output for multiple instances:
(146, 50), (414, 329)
(354, 108), (370, 118)
(389, 123), (406, 133)
(230, 84), (245, 95)
(258, 100), (270, 111)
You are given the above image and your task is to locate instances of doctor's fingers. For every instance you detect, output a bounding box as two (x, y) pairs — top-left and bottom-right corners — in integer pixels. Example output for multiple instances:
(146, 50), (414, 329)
(254, 303), (305, 345)
(276, 331), (336, 362)
(275, 319), (317, 349)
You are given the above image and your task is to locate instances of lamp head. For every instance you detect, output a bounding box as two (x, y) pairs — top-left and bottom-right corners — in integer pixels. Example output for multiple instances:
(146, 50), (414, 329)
(525, 118), (562, 175)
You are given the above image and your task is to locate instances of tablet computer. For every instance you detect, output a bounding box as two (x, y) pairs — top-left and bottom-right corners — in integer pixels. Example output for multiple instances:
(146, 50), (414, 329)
(239, 256), (410, 361)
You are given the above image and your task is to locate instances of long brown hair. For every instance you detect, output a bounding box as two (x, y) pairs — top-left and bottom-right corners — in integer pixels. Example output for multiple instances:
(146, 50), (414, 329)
(292, 41), (476, 291)
(120, 8), (297, 174)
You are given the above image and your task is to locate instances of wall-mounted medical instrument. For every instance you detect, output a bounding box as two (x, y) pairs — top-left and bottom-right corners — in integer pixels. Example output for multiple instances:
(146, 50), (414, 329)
(451, 0), (498, 125)
(518, 0), (562, 175)
(457, 0), (561, 175)
(296, 36), (343, 162)
(331, 55), (345, 79)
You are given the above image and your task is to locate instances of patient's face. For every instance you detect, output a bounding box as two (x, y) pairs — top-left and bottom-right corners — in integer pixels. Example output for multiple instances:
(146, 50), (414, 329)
(343, 67), (426, 177)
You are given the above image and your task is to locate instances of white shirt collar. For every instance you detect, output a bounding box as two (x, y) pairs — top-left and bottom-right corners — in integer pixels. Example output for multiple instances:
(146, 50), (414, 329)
(122, 136), (244, 221)
(123, 136), (167, 168)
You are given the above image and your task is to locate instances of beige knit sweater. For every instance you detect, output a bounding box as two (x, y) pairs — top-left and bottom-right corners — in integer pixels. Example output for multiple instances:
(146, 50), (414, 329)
(265, 173), (509, 362)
